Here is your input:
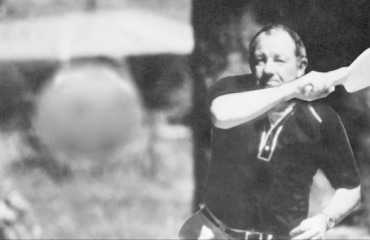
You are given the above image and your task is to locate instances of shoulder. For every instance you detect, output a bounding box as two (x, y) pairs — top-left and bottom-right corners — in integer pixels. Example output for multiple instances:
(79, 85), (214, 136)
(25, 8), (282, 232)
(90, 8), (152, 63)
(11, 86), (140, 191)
(310, 101), (342, 126)
(294, 100), (348, 143)
(295, 100), (341, 124)
(209, 74), (255, 90)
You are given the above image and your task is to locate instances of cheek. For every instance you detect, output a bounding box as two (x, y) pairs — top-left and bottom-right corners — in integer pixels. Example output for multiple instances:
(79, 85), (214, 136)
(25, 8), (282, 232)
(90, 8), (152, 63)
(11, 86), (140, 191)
(280, 66), (299, 82)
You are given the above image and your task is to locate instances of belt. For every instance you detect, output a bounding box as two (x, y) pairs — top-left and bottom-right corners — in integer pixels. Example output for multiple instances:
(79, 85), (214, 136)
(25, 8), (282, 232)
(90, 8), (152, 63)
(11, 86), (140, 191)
(200, 204), (283, 240)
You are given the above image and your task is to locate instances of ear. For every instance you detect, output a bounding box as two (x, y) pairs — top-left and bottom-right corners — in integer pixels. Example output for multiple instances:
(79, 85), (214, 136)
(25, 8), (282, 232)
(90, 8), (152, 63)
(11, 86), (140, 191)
(297, 57), (308, 78)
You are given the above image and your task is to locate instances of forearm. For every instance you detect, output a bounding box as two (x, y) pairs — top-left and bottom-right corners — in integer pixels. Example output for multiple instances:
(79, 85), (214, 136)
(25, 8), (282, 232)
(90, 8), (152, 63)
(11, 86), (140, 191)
(321, 186), (361, 226)
(209, 69), (343, 129)
(290, 186), (361, 239)
(210, 84), (294, 129)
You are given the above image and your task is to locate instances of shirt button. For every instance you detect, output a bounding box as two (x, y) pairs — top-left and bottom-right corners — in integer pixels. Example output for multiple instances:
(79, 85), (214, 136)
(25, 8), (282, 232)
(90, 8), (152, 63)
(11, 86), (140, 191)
(265, 146), (270, 151)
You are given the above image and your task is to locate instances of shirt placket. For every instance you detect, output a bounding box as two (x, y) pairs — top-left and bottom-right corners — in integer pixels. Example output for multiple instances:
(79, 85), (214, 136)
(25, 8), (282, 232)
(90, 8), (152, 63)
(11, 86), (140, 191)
(258, 109), (295, 162)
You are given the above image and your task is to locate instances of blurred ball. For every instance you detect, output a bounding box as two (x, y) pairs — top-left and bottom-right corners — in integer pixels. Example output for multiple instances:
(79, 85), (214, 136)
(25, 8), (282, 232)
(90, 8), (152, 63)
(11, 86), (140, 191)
(33, 59), (143, 161)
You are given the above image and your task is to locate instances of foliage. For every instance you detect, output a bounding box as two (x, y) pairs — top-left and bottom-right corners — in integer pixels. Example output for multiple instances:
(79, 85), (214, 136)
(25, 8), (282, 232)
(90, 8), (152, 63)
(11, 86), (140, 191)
(1, 117), (193, 239)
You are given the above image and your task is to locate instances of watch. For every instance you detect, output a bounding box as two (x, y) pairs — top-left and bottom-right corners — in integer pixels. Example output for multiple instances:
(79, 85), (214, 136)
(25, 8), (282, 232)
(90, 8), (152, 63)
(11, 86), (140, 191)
(323, 214), (335, 229)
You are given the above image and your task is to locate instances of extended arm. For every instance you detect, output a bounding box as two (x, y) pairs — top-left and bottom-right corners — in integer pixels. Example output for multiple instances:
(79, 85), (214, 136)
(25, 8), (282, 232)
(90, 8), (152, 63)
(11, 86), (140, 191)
(290, 186), (361, 240)
(210, 70), (346, 129)
(210, 83), (294, 129)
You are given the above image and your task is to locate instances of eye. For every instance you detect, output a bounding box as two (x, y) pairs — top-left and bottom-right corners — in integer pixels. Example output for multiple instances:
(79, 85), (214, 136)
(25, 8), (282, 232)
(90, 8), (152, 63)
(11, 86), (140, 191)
(254, 56), (266, 65)
(274, 57), (286, 63)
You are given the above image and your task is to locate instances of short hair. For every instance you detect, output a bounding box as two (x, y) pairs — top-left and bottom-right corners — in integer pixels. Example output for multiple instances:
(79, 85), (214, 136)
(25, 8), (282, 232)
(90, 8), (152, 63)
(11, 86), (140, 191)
(249, 24), (307, 60)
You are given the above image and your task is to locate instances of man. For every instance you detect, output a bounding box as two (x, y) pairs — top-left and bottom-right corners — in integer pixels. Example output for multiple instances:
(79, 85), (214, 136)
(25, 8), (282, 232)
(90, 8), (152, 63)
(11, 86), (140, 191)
(179, 25), (361, 240)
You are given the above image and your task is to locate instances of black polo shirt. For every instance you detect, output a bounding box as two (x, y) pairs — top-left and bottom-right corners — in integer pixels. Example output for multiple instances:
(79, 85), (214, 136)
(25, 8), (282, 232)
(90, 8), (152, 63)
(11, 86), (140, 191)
(205, 74), (361, 237)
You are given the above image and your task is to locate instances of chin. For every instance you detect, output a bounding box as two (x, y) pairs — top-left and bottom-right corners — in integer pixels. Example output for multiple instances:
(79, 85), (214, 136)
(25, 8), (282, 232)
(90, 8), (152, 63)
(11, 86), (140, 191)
(265, 82), (282, 88)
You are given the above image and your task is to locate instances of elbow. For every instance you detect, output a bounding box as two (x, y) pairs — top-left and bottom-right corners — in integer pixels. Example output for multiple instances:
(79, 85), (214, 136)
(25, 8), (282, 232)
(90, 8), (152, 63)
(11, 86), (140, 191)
(211, 114), (231, 129)
(349, 185), (362, 209)
(210, 101), (232, 129)
(210, 111), (231, 129)
(356, 185), (362, 206)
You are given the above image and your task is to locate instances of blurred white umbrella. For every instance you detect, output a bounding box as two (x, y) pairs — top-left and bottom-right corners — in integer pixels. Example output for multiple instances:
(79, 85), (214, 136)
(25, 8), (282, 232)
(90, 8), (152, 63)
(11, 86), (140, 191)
(33, 62), (144, 162)
(1, 8), (194, 163)
(0, 9), (194, 60)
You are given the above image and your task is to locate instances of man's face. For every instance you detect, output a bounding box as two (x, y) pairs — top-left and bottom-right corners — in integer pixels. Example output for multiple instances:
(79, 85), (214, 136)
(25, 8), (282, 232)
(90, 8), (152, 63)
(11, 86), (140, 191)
(250, 30), (307, 88)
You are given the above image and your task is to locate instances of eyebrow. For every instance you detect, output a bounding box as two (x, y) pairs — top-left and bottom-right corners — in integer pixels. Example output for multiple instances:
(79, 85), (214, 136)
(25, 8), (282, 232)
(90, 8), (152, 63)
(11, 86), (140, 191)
(252, 52), (288, 59)
(274, 54), (287, 59)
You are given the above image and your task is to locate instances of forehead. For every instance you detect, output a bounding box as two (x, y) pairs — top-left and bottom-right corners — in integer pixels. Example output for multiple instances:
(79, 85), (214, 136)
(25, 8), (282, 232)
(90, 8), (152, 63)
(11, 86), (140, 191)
(253, 30), (296, 56)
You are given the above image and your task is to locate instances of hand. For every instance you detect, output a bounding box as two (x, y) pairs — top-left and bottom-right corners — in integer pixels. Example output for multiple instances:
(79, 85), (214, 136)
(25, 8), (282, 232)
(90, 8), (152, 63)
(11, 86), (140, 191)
(290, 71), (336, 101)
(289, 214), (328, 240)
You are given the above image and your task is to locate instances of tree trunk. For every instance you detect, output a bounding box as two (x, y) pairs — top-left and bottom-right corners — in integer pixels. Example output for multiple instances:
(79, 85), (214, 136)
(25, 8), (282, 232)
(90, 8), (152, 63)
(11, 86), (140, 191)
(190, 0), (370, 226)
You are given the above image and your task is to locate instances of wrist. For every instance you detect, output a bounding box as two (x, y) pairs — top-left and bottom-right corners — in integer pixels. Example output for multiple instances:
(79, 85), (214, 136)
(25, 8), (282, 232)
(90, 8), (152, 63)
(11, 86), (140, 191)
(279, 83), (295, 101)
(319, 213), (335, 230)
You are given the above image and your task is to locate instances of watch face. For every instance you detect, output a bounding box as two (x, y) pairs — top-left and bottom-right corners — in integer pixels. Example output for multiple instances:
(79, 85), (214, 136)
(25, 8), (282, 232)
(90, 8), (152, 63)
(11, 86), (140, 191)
(327, 217), (335, 228)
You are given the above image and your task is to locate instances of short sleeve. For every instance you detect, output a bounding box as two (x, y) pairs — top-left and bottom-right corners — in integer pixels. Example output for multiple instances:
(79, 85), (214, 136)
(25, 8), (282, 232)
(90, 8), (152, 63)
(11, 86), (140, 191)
(317, 105), (361, 189)
(205, 75), (256, 116)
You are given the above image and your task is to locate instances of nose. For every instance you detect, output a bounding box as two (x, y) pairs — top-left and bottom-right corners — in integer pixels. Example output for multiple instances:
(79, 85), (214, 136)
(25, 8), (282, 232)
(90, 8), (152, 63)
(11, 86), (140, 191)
(263, 58), (275, 77)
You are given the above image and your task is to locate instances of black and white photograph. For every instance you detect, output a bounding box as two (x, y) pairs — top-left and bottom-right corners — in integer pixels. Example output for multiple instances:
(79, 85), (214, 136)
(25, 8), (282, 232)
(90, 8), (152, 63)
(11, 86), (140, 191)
(0, 0), (369, 239)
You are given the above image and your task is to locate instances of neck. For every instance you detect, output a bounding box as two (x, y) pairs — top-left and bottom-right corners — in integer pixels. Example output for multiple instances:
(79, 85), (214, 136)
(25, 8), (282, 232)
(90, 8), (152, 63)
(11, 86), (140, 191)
(268, 102), (295, 125)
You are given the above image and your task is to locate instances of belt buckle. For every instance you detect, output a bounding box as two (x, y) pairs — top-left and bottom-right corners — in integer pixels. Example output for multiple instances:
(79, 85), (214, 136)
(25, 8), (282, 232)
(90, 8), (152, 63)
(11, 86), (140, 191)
(245, 231), (261, 240)
(245, 231), (273, 240)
